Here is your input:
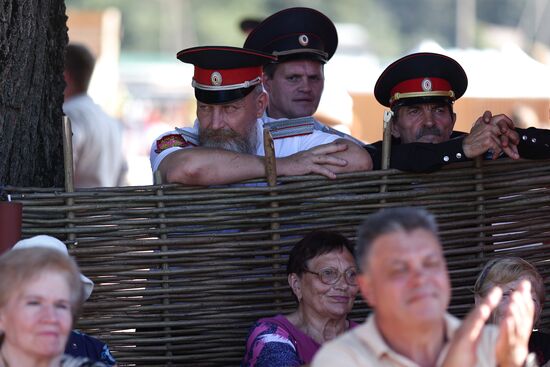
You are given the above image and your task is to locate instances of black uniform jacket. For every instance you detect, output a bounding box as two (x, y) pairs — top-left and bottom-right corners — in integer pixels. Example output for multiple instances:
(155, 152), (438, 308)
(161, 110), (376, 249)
(365, 127), (550, 172)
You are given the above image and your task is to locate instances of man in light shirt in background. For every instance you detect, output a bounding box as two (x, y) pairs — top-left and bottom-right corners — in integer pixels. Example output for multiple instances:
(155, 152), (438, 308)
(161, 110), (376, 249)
(63, 43), (127, 188)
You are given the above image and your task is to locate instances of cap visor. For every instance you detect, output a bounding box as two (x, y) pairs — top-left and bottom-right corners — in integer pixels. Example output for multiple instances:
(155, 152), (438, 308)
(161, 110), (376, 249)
(195, 86), (255, 104)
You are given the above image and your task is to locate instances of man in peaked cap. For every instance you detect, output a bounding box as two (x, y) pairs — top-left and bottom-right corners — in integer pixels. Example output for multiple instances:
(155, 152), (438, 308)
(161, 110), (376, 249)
(366, 52), (550, 172)
(149, 46), (372, 185)
(245, 8), (366, 147)
(244, 7), (337, 121)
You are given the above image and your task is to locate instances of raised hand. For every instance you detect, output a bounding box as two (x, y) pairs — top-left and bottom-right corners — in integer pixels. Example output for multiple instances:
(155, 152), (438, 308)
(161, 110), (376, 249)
(442, 286), (503, 367)
(443, 281), (534, 367)
(495, 280), (535, 367)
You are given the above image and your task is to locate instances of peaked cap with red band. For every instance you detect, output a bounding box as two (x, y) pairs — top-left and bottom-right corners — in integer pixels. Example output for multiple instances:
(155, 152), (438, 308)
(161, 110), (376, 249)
(374, 52), (468, 108)
(177, 46), (277, 104)
(244, 7), (337, 64)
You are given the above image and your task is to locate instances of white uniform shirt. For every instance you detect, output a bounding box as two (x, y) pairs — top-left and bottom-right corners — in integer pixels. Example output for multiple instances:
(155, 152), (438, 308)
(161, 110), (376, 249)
(64, 94), (126, 188)
(260, 113), (365, 145)
(149, 117), (340, 173)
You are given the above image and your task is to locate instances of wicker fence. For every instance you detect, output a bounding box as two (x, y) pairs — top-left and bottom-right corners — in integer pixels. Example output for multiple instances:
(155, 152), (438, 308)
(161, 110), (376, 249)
(5, 158), (550, 366)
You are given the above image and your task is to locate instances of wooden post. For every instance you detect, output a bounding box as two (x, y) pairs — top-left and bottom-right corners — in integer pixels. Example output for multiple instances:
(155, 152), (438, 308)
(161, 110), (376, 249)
(62, 116), (76, 243)
(154, 170), (173, 364)
(381, 110), (394, 171)
(263, 128), (282, 309)
(474, 156), (486, 265)
(380, 110), (394, 198)
(263, 128), (279, 237)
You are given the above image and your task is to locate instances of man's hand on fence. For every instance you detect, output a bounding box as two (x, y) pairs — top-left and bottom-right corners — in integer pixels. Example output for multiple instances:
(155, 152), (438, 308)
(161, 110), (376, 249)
(463, 111), (519, 160)
(277, 142), (349, 179)
(483, 110), (520, 159)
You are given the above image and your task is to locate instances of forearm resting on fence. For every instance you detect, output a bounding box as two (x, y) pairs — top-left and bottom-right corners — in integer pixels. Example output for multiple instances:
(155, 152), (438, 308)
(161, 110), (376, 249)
(159, 148), (265, 185)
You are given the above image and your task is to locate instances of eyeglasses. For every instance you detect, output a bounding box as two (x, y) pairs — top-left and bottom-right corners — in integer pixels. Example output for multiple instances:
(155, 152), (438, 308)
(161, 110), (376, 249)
(303, 267), (358, 286)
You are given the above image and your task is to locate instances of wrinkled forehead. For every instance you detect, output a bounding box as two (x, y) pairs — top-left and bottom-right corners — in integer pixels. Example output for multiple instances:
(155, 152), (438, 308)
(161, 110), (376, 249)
(11, 270), (72, 300)
(307, 248), (355, 269)
(275, 59), (324, 74)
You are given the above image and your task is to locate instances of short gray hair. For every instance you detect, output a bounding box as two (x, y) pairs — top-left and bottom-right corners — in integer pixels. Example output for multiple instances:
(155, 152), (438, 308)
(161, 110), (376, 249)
(355, 207), (439, 271)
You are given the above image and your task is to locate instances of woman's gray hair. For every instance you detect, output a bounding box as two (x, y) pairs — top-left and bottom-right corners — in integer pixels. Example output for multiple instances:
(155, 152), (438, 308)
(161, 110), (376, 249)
(0, 248), (84, 316)
(0, 247), (84, 345)
(355, 207), (439, 271)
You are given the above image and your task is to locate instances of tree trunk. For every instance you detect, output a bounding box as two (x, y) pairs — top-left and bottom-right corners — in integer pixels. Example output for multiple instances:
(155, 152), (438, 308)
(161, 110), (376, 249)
(0, 0), (67, 187)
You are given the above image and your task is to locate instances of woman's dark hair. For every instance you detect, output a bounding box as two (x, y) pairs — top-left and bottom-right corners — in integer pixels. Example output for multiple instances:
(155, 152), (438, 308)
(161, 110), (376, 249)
(287, 230), (353, 276)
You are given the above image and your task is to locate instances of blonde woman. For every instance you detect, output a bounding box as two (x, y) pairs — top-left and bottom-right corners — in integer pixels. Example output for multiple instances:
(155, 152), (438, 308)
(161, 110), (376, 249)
(0, 247), (107, 367)
(474, 257), (549, 367)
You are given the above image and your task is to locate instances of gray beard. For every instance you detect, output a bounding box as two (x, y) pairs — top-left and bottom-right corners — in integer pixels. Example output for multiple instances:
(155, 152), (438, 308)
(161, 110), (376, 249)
(199, 126), (257, 155)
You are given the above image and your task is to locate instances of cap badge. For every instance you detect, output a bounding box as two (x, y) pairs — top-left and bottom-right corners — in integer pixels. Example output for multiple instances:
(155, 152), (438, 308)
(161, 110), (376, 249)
(421, 78), (432, 91)
(298, 34), (309, 47)
(210, 71), (222, 86)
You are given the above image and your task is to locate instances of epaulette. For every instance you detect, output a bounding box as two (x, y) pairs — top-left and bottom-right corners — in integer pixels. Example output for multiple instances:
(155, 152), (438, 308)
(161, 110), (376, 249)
(264, 117), (315, 139)
(154, 128), (199, 153)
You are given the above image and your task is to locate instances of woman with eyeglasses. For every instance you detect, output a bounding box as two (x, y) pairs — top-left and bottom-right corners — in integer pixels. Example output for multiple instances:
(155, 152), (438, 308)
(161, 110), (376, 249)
(242, 231), (359, 367)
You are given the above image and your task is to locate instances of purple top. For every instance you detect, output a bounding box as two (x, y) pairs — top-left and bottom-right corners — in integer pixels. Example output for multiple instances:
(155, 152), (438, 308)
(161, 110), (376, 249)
(242, 314), (358, 367)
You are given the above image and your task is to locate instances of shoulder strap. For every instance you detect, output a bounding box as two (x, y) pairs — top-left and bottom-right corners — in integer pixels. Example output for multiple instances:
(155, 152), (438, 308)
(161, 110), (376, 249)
(264, 117), (315, 139)
(175, 127), (200, 146)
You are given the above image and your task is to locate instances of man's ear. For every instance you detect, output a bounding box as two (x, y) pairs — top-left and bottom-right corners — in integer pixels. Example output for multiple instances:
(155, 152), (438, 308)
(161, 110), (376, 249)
(357, 273), (375, 307)
(451, 112), (457, 127)
(390, 118), (401, 138)
(288, 273), (303, 302)
(262, 74), (272, 94)
(256, 90), (268, 118)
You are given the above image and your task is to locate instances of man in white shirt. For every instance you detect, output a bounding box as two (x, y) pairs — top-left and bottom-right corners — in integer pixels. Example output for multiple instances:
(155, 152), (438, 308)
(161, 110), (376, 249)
(63, 44), (127, 188)
(313, 207), (536, 367)
(150, 46), (371, 185)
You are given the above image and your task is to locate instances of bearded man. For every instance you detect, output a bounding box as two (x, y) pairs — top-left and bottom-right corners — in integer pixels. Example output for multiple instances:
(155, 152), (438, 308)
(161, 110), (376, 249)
(150, 46), (371, 185)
